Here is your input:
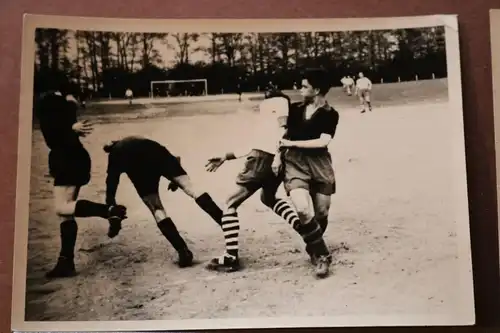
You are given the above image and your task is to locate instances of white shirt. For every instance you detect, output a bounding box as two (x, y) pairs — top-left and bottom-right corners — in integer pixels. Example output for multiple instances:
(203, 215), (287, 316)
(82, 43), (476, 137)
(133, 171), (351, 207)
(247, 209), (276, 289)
(345, 77), (354, 85)
(233, 96), (288, 157)
(125, 89), (133, 97)
(254, 96), (288, 154)
(356, 77), (372, 90)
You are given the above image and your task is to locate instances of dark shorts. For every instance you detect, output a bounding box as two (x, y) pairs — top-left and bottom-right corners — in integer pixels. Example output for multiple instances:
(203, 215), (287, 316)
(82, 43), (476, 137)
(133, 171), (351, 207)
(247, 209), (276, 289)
(282, 148), (336, 195)
(358, 89), (371, 100)
(48, 147), (91, 187)
(129, 149), (187, 197)
(236, 149), (282, 192)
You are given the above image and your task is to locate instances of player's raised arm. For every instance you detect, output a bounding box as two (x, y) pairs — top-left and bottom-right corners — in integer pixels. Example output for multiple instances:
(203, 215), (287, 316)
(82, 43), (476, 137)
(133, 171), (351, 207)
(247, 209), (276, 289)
(103, 144), (122, 206)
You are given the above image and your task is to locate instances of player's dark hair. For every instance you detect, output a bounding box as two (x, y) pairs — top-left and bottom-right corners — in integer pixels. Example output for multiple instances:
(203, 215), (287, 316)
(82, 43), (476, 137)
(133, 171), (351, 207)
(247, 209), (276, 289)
(265, 89), (291, 103)
(302, 68), (331, 95)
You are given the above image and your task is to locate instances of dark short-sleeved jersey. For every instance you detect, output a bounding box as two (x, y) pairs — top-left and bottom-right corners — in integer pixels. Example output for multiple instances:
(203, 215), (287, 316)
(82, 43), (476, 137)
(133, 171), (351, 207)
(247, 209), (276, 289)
(106, 136), (173, 177)
(285, 101), (339, 142)
(36, 92), (83, 152)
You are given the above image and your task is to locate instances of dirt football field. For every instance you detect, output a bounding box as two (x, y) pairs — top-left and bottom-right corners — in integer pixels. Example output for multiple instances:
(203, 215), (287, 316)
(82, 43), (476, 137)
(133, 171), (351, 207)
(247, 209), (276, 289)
(23, 79), (474, 325)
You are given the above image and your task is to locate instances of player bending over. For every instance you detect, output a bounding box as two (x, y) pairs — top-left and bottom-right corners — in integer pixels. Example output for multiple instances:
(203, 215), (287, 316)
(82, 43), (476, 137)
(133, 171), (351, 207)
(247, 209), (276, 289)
(277, 68), (339, 279)
(103, 136), (224, 268)
(36, 87), (128, 279)
(204, 91), (323, 275)
(355, 72), (372, 113)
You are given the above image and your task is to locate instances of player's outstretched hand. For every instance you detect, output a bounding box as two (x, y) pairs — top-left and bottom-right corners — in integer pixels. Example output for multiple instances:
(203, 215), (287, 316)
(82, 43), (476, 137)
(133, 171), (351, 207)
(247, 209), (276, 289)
(72, 120), (93, 137)
(205, 157), (226, 172)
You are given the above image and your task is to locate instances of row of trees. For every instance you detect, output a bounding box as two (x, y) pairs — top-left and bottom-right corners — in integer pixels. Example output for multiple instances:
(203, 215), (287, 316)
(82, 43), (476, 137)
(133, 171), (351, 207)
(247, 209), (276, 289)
(34, 27), (446, 98)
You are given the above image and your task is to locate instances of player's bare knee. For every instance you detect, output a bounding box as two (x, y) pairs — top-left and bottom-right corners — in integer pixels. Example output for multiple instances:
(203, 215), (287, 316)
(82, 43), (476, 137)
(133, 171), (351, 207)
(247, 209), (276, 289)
(152, 209), (168, 223)
(224, 184), (253, 212)
(53, 186), (79, 216)
(142, 194), (164, 215)
(224, 196), (242, 212)
(289, 189), (314, 223)
(54, 200), (76, 217)
(55, 212), (74, 223)
(291, 200), (314, 222)
(174, 175), (203, 198)
(297, 206), (314, 223)
(183, 185), (203, 199)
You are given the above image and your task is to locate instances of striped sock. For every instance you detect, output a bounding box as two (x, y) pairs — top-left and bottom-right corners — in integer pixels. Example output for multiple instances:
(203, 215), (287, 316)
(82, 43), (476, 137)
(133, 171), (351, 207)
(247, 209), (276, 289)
(272, 198), (301, 231)
(221, 212), (240, 258)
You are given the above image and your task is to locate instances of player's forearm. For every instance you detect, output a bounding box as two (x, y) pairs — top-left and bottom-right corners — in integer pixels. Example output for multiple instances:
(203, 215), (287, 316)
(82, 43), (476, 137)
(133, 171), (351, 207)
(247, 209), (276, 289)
(288, 137), (330, 148)
(275, 126), (288, 152)
(105, 174), (120, 205)
(224, 148), (251, 160)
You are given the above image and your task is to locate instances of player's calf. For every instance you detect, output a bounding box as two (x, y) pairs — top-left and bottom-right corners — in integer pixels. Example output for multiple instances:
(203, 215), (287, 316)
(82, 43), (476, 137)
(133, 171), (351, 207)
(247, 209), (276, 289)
(298, 220), (332, 278)
(289, 189), (331, 278)
(172, 175), (223, 227)
(46, 219), (78, 279)
(206, 183), (255, 273)
(157, 217), (193, 268)
(206, 209), (241, 272)
(312, 202), (330, 236)
(143, 194), (194, 267)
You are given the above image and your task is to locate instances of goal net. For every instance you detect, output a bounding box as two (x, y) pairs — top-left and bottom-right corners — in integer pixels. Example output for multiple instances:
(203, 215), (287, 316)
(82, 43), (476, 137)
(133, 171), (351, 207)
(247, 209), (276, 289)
(150, 79), (208, 98)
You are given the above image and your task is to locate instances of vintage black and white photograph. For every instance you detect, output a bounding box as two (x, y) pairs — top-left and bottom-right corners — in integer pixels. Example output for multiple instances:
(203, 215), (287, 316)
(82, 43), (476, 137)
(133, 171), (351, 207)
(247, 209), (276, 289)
(12, 15), (474, 331)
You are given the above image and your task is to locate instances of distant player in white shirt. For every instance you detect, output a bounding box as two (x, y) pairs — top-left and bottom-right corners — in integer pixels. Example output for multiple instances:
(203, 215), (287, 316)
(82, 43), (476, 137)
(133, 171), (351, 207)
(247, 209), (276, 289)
(355, 72), (372, 113)
(204, 92), (306, 273)
(341, 76), (355, 96)
(125, 88), (133, 106)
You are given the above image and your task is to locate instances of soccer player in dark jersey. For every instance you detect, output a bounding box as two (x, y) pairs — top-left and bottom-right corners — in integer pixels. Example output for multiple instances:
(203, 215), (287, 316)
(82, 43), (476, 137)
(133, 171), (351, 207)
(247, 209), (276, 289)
(35, 87), (128, 279)
(204, 91), (312, 273)
(276, 68), (339, 278)
(236, 77), (243, 102)
(103, 136), (224, 268)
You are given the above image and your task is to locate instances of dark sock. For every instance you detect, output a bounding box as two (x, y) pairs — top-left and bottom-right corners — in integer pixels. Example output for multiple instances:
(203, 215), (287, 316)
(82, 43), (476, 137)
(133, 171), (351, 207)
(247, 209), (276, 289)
(221, 212), (239, 258)
(195, 193), (223, 226)
(74, 200), (110, 218)
(272, 198), (301, 231)
(157, 218), (188, 252)
(59, 219), (78, 259)
(317, 218), (328, 235)
(298, 219), (329, 257)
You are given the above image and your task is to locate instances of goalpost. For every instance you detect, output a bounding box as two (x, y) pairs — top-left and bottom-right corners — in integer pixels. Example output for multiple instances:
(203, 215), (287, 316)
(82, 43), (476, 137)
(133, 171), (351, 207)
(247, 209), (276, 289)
(150, 79), (208, 98)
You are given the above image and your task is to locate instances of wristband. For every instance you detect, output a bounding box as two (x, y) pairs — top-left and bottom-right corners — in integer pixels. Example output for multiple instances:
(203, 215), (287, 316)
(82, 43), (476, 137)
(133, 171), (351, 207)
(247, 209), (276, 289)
(225, 152), (237, 160)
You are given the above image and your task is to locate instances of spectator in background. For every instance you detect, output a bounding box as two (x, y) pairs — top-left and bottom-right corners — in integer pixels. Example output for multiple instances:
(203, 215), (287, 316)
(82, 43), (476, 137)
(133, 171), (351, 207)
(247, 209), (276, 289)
(125, 88), (133, 106)
(355, 72), (373, 113)
(344, 76), (355, 96)
(236, 77), (243, 102)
